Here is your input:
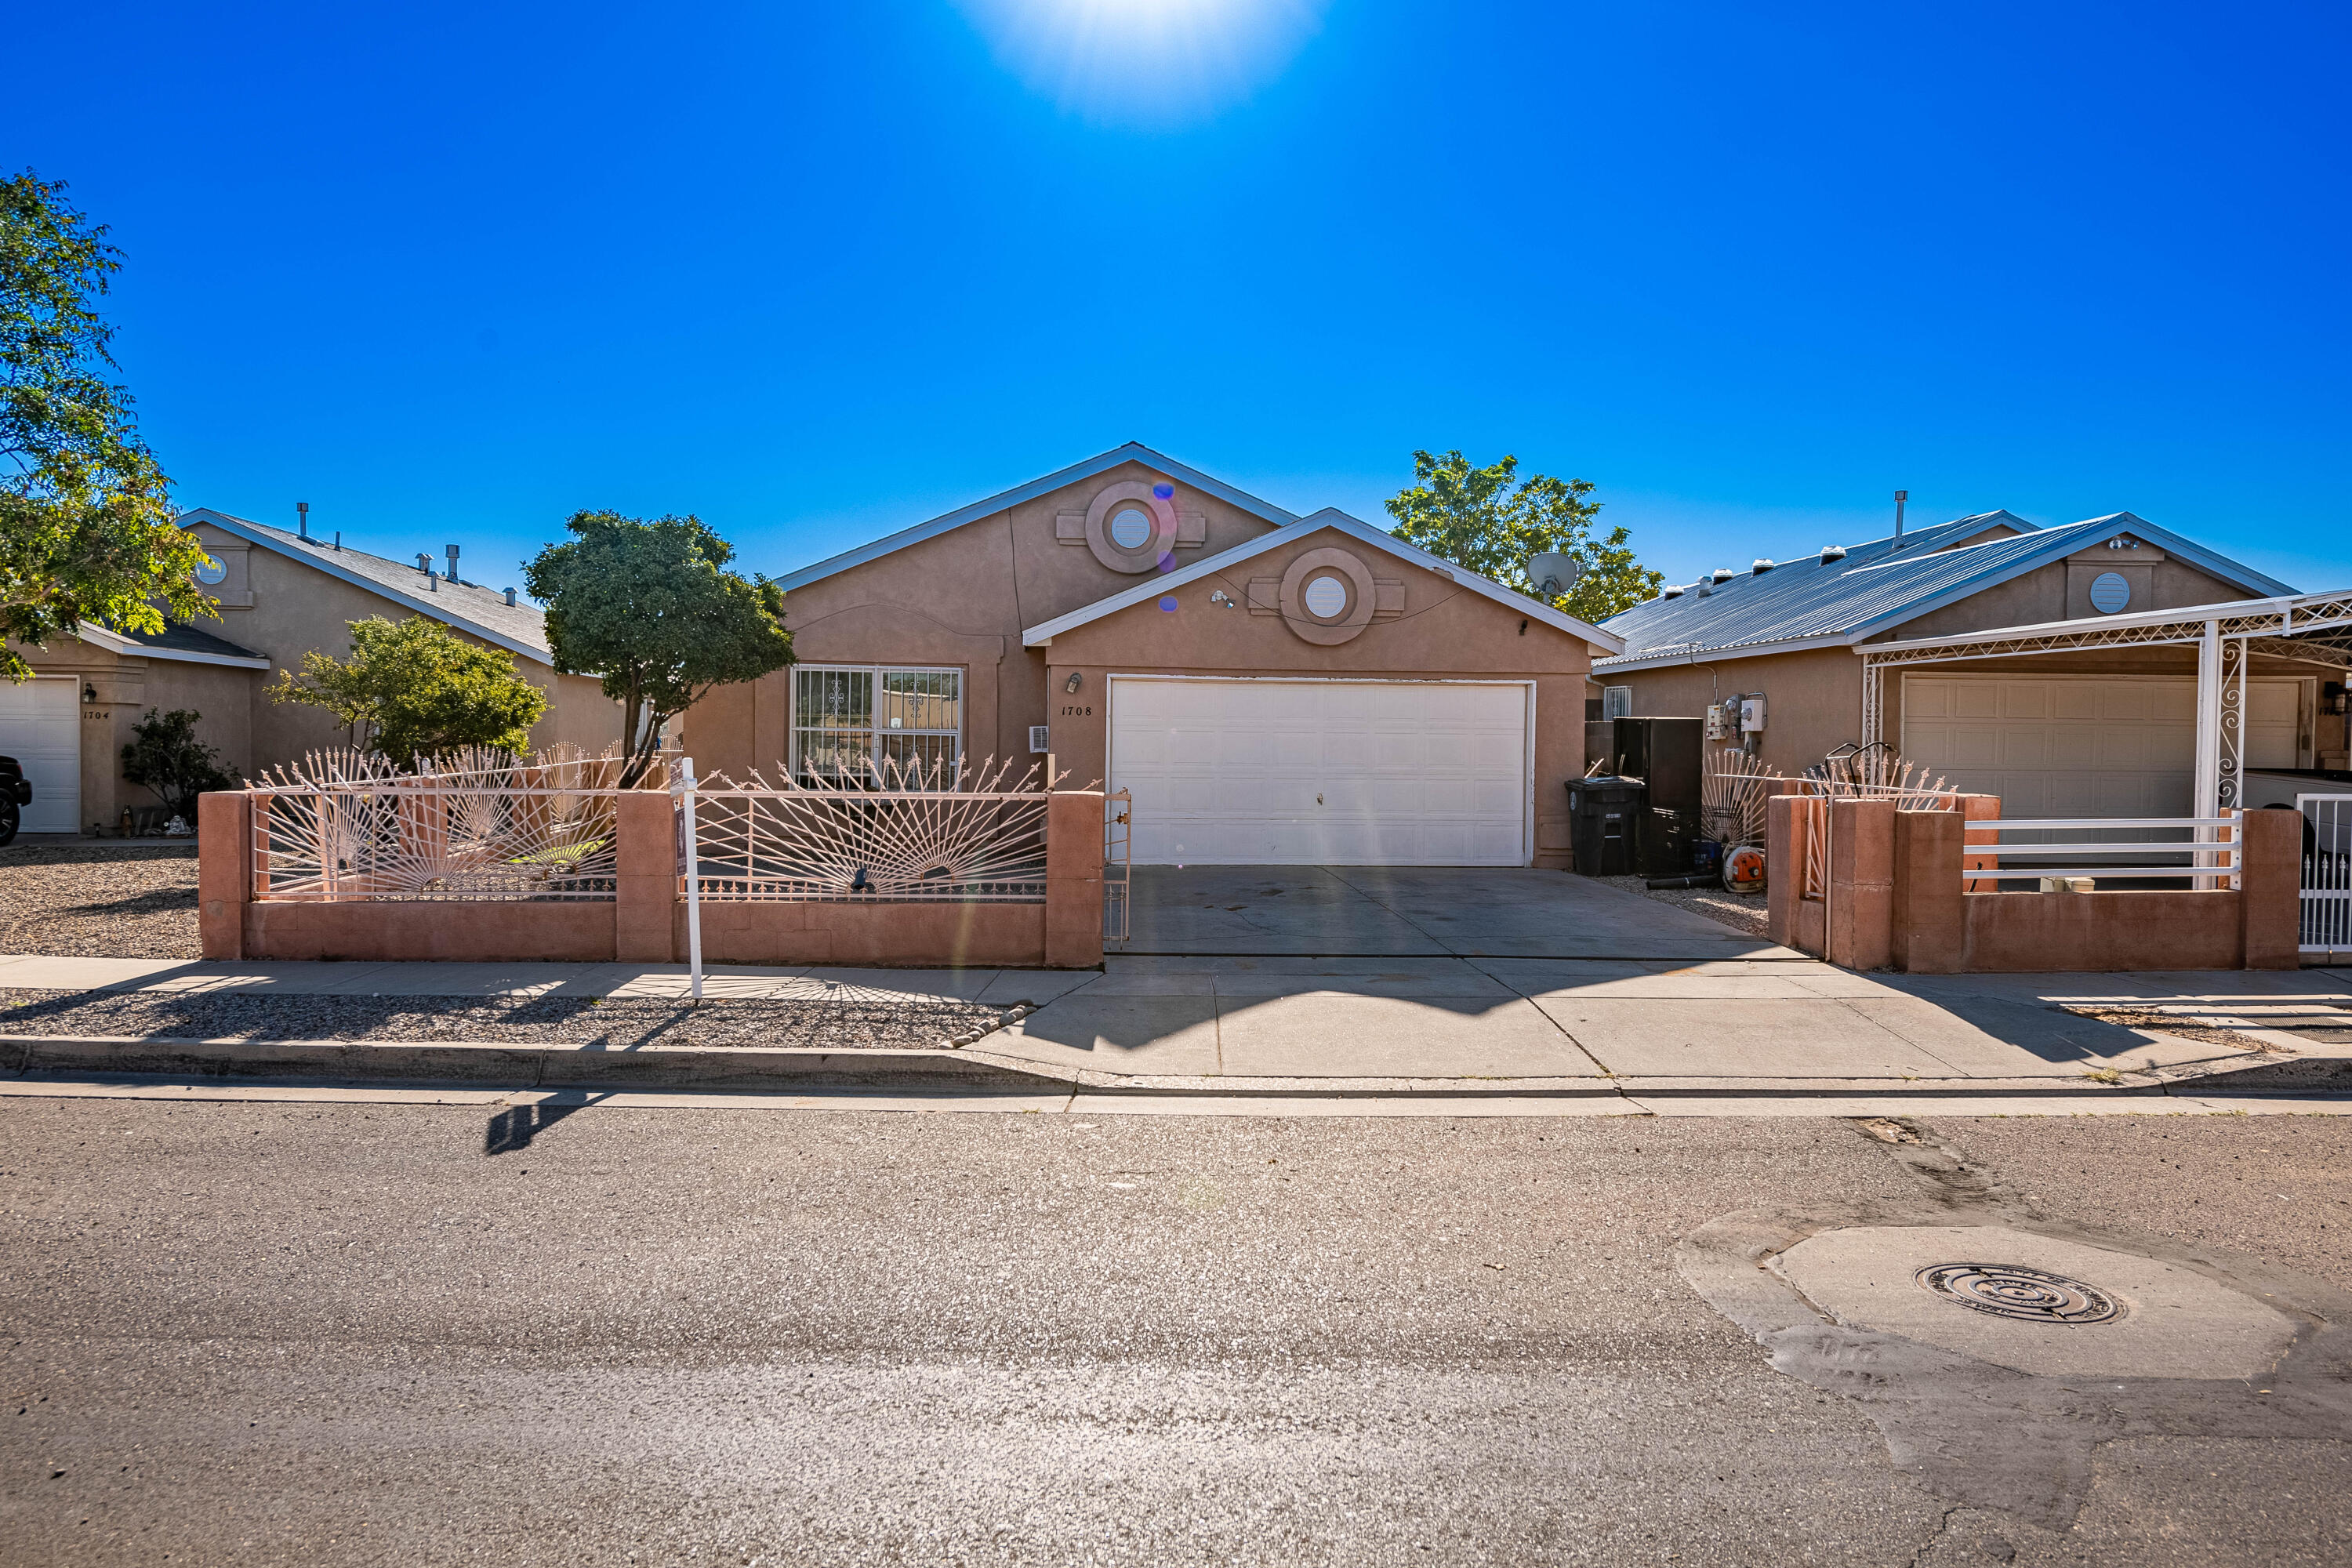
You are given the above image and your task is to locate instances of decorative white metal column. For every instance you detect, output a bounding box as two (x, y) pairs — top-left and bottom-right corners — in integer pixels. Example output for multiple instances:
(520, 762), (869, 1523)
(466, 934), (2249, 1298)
(2193, 619), (2221, 819)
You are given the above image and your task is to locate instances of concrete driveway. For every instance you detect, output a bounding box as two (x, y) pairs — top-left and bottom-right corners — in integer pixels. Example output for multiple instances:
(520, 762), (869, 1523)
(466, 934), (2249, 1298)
(1112, 863), (1788, 959)
(982, 865), (2352, 1094)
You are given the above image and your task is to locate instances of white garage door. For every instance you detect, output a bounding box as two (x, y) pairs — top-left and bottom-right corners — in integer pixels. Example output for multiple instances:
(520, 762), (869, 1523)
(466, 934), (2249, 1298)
(1109, 677), (1531, 866)
(1901, 674), (2299, 818)
(0, 677), (82, 833)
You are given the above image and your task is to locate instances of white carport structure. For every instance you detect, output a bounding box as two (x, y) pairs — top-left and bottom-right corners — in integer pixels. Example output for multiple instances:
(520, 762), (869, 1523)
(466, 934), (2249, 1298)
(1859, 590), (2352, 817)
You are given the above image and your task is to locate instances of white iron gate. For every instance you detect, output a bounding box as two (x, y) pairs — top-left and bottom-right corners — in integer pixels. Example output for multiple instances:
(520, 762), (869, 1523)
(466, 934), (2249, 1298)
(2297, 794), (2352, 960)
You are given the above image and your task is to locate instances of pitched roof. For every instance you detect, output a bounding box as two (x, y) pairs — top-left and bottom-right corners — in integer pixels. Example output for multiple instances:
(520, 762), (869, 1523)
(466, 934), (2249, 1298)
(769, 443), (1300, 593)
(1595, 510), (2297, 673)
(1021, 509), (1627, 653)
(75, 619), (271, 669)
(181, 510), (557, 664)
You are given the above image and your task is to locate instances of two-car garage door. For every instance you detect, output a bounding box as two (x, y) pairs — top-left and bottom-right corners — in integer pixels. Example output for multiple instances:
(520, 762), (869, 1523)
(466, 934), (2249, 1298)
(0, 677), (81, 833)
(1900, 673), (2301, 818)
(1109, 677), (1530, 865)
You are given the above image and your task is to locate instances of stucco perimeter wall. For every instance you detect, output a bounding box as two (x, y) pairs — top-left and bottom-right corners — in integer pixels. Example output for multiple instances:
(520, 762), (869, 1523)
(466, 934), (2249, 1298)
(199, 789), (1106, 969)
(1036, 529), (1598, 868)
(1770, 794), (2300, 972)
(685, 461), (1281, 783)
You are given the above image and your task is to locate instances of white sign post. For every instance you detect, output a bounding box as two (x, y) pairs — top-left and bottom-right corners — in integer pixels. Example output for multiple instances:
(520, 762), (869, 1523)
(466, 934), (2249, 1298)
(675, 757), (705, 1002)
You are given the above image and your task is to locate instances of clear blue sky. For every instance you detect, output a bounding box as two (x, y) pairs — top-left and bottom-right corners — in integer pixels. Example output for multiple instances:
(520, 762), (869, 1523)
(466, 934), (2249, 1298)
(9, 1), (2348, 598)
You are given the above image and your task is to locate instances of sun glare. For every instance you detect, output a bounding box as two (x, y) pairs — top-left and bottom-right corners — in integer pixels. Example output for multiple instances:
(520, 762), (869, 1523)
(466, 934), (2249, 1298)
(951, 0), (1327, 126)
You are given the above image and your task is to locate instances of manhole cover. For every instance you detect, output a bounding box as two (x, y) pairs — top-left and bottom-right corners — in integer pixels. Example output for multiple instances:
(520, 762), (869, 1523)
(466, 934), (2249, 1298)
(1915, 1263), (2124, 1325)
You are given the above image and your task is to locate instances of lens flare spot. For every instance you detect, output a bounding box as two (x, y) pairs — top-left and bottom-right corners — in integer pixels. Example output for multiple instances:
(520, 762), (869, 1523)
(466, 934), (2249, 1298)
(1158, 595), (1179, 612)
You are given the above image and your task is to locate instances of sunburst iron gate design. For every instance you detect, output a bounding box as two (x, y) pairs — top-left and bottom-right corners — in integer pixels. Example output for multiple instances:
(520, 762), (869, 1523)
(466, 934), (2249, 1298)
(247, 748), (638, 902)
(684, 757), (1057, 902)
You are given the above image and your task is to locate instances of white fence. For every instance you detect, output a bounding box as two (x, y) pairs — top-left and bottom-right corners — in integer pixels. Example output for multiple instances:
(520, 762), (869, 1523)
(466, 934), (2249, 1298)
(1960, 815), (2241, 890)
(2299, 794), (2352, 957)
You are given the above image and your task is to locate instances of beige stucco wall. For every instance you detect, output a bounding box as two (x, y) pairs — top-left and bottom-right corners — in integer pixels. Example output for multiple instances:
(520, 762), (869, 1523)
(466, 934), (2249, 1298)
(6, 524), (627, 833)
(1595, 551), (2292, 778)
(207, 527), (623, 766)
(1036, 526), (1599, 866)
(5, 636), (256, 833)
(683, 460), (1283, 782)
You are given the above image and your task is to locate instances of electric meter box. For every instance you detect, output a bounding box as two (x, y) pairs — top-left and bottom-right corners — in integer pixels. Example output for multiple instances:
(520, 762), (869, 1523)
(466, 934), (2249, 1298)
(1739, 695), (1767, 734)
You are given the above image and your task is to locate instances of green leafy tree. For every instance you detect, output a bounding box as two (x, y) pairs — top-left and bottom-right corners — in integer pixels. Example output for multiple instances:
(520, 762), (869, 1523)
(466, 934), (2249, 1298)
(525, 511), (794, 786)
(267, 615), (549, 762)
(1, 171), (211, 682)
(120, 708), (241, 822)
(1384, 449), (1663, 625)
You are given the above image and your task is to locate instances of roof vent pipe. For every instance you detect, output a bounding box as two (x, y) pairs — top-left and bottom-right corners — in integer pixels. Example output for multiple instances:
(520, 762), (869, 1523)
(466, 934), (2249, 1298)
(1820, 544), (1847, 564)
(1751, 558), (1775, 575)
(416, 553), (431, 572)
(296, 501), (310, 540)
(445, 543), (460, 584)
(1893, 488), (1907, 546)
(503, 587), (517, 606)
(1710, 568), (1736, 584)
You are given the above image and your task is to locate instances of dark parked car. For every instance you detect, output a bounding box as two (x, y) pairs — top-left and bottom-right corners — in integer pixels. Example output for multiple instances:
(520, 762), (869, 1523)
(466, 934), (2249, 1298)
(0, 754), (29, 846)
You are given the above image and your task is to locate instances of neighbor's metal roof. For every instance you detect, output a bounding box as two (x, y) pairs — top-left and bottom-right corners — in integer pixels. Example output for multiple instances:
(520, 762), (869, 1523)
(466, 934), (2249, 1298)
(182, 510), (557, 663)
(1595, 511), (2296, 671)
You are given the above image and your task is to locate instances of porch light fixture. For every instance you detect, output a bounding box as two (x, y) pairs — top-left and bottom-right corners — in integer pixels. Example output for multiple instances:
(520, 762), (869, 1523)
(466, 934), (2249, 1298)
(1063, 672), (1083, 694)
(82, 683), (97, 704)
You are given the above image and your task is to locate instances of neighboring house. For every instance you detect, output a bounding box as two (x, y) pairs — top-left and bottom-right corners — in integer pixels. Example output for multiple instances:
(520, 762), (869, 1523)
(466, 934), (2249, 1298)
(4, 510), (625, 835)
(1594, 510), (2345, 818)
(684, 444), (1624, 867)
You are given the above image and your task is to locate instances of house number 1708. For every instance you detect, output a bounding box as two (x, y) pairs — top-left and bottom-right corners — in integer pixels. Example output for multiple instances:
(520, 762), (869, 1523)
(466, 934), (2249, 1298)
(1059, 706), (1092, 717)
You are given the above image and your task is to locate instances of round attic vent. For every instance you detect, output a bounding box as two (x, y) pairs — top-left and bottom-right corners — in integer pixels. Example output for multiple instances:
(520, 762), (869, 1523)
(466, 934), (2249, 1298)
(1109, 506), (1153, 549)
(1302, 574), (1348, 619)
(2090, 572), (2132, 614)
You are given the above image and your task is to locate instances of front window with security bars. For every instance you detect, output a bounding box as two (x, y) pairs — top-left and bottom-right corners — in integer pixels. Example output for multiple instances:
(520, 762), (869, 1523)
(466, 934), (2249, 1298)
(791, 666), (962, 784)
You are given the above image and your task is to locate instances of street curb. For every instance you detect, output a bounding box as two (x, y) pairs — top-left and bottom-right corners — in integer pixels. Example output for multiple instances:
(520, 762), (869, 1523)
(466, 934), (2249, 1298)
(0, 1034), (1060, 1092)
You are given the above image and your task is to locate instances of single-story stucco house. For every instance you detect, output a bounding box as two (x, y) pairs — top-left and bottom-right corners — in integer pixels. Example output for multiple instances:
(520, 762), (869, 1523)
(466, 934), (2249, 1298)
(1594, 510), (2350, 818)
(2, 510), (626, 835)
(681, 444), (1624, 868)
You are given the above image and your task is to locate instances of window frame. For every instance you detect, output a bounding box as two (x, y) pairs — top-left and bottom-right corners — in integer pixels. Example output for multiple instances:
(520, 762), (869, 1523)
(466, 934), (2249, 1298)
(789, 663), (965, 785)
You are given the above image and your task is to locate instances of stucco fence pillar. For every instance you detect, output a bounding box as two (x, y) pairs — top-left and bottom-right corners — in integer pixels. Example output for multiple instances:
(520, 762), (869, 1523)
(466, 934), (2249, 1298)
(1044, 789), (1106, 969)
(198, 790), (251, 960)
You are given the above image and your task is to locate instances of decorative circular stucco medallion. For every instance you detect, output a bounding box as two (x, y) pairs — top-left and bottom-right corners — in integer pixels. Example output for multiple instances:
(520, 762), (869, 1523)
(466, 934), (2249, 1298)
(1279, 546), (1377, 645)
(1083, 481), (1179, 574)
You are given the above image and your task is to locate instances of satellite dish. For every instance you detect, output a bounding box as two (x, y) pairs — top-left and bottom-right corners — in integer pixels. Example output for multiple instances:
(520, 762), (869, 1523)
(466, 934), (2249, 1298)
(1527, 552), (1582, 597)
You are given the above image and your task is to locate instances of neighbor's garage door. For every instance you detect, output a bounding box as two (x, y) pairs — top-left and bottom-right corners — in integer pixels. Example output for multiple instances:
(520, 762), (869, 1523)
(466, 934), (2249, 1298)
(1109, 677), (1530, 865)
(0, 676), (81, 833)
(1901, 673), (2299, 818)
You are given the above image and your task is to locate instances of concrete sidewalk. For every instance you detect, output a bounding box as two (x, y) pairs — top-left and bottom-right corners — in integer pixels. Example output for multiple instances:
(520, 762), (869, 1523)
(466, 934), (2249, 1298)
(3, 949), (2348, 1106)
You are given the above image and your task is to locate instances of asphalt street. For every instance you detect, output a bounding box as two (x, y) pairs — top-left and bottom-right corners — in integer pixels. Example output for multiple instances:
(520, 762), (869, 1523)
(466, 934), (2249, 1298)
(2, 1099), (2347, 1566)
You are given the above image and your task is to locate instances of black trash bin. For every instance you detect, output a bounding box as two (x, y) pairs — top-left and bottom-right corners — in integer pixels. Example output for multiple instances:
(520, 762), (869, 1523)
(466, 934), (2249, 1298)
(1566, 775), (1645, 877)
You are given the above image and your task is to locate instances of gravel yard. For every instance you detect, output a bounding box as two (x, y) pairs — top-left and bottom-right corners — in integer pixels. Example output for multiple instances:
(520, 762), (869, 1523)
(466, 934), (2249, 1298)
(0, 842), (200, 959)
(1592, 872), (1770, 938)
(0, 988), (1011, 1051)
